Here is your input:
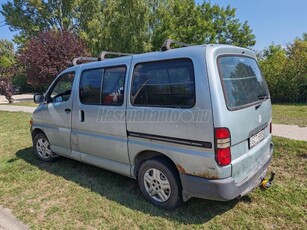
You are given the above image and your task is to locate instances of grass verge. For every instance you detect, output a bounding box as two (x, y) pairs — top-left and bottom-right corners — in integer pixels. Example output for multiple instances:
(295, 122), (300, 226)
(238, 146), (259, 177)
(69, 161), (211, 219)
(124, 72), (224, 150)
(272, 103), (307, 126)
(0, 111), (306, 229)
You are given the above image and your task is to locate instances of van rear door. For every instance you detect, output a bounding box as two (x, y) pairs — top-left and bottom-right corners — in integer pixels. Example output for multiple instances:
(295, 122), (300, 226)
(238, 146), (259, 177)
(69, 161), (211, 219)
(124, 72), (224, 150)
(207, 47), (272, 184)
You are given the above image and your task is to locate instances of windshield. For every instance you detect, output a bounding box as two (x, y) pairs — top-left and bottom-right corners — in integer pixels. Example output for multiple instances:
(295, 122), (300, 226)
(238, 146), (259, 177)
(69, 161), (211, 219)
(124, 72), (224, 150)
(217, 56), (269, 110)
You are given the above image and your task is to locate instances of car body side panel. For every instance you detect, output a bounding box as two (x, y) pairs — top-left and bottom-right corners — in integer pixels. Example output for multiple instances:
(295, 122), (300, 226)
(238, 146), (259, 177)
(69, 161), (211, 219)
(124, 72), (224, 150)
(126, 46), (231, 179)
(128, 138), (231, 179)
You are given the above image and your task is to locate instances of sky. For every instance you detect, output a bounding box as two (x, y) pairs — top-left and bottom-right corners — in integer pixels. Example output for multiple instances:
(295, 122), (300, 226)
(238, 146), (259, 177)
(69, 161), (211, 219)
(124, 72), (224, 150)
(206, 0), (307, 50)
(0, 0), (307, 51)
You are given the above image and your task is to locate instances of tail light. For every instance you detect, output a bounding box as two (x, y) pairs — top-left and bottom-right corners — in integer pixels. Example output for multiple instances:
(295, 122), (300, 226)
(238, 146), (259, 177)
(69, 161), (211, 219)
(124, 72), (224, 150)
(215, 128), (231, 166)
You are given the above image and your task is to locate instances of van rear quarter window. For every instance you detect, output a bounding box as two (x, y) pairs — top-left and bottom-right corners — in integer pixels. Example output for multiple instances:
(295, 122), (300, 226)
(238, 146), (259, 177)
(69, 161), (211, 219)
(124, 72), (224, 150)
(217, 56), (269, 110)
(131, 59), (195, 108)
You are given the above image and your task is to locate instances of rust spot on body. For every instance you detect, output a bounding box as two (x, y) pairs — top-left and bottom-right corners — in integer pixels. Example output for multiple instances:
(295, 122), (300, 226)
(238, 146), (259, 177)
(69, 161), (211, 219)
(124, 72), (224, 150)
(193, 172), (219, 179)
(176, 164), (186, 174)
(176, 164), (218, 179)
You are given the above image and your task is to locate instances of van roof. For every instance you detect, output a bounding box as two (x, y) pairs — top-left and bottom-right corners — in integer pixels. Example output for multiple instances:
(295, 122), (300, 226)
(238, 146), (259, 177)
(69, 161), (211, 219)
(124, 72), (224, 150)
(64, 43), (254, 73)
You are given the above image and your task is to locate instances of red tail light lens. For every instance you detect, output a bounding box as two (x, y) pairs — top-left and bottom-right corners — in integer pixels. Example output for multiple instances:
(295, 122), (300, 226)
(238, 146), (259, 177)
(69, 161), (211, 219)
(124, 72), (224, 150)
(215, 128), (231, 166)
(215, 128), (230, 139)
(216, 148), (231, 166)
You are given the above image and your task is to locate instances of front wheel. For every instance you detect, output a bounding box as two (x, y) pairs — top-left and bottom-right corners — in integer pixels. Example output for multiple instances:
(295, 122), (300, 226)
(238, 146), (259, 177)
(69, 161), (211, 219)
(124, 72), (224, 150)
(138, 158), (182, 209)
(33, 133), (56, 162)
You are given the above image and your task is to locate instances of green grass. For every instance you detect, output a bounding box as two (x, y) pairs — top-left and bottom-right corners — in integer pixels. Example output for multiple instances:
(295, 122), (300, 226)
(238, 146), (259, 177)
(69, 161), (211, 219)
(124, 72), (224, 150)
(0, 101), (37, 107)
(0, 111), (306, 229)
(272, 103), (307, 126)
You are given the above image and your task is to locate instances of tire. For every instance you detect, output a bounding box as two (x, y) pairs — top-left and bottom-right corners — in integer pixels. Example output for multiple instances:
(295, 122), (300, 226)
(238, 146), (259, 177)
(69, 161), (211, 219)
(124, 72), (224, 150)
(138, 157), (183, 209)
(33, 132), (56, 162)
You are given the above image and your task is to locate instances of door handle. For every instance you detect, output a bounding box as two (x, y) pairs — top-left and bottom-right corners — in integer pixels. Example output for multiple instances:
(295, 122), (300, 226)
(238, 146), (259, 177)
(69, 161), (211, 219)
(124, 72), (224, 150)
(80, 110), (85, 122)
(65, 108), (71, 113)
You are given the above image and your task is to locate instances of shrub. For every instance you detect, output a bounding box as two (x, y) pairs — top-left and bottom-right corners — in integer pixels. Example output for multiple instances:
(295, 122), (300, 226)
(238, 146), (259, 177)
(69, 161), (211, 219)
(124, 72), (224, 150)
(19, 30), (88, 88)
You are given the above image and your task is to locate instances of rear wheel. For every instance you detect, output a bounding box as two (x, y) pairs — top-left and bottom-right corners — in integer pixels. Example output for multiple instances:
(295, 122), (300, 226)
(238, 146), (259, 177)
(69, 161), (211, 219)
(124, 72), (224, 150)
(33, 133), (56, 162)
(138, 158), (182, 209)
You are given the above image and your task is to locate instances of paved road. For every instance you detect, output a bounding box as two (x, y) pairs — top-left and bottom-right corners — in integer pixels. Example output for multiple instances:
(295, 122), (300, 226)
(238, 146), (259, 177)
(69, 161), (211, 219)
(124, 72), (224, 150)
(272, 124), (307, 141)
(0, 105), (36, 113)
(0, 94), (33, 104)
(0, 206), (28, 230)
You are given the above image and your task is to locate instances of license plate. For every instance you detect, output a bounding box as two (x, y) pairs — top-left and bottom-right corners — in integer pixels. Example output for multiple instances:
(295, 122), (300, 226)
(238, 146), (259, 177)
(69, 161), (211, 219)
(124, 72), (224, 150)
(249, 129), (265, 148)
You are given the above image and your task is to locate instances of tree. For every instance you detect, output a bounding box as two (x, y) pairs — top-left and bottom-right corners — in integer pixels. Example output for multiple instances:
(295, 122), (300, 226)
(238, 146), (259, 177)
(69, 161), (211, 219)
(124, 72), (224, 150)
(1, 0), (152, 53)
(1, 0), (80, 44)
(0, 39), (15, 67)
(259, 44), (288, 102)
(102, 0), (151, 53)
(18, 30), (88, 88)
(2, 0), (256, 54)
(78, 0), (151, 54)
(151, 0), (256, 50)
(0, 39), (16, 103)
(286, 37), (307, 102)
(259, 35), (307, 103)
(76, 0), (105, 54)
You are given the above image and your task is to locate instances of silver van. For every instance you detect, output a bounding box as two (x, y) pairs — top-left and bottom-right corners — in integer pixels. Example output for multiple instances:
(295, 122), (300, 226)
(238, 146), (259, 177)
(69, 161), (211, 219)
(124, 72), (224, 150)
(31, 40), (274, 209)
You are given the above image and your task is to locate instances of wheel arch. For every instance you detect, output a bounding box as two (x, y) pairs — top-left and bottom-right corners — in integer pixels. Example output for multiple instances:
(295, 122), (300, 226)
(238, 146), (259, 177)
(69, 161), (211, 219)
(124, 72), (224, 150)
(31, 128), (46, 140)
(133, 150), (179, 179)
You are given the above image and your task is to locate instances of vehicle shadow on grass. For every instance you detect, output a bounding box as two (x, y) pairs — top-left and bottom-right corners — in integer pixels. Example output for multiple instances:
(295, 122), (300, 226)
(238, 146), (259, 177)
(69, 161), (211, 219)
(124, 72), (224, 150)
(16, 147), (243, 225)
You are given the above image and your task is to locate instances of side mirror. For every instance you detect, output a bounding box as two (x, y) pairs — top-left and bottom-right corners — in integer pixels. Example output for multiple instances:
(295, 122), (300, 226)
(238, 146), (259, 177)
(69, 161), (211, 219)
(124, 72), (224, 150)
(34, 93), (44, 104)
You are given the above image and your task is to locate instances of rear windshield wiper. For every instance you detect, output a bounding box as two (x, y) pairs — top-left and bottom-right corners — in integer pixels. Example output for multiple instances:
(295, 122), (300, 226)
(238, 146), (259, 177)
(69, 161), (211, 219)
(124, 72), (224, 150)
(255, 94), (269, 109)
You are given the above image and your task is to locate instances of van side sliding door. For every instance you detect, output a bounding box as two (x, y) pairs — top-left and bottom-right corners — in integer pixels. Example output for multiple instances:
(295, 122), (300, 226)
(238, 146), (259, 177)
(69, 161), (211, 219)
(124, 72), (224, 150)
(71, 57), (132, 177)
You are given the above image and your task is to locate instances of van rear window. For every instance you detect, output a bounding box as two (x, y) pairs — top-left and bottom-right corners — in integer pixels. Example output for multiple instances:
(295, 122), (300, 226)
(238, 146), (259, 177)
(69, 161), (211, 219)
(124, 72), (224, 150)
(217, 56), (269, 110)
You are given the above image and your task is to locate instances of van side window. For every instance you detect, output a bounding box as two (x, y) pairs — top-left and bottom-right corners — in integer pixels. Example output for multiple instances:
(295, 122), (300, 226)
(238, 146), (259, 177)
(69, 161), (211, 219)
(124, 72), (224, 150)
(80, 68), (104, 104)
(79, 66), (126, 106)
(49, 72), (75, 103)
(131, 59), (195, 108)
(101, 66), (126, 106)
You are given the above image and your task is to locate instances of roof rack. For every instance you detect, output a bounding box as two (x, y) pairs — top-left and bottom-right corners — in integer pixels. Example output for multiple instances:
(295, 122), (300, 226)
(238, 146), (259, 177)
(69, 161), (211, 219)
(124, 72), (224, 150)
(161, 39), (191, 51)
(72, 57), (98, 66)
(99, 51), (133, 60)
(72, 51), (133, 66)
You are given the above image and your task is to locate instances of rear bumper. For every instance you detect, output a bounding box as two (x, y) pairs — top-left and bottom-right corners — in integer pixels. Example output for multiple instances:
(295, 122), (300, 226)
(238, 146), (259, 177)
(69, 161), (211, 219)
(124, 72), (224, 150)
(180, 142), (273, 201)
